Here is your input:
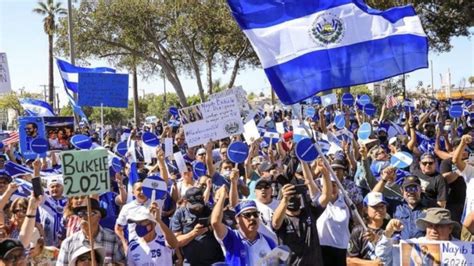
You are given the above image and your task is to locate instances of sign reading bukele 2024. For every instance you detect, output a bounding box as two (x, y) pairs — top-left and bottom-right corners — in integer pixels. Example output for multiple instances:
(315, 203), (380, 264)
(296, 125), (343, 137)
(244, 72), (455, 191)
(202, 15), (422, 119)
(61, 149), (109, 197)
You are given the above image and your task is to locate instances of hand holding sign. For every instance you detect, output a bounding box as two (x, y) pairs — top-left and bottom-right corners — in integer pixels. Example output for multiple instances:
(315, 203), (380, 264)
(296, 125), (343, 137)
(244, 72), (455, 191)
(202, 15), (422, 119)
(142, 132), (159, 147)
(142, 175), (168, 201)
(295, 138), (318, 162)
(390, 152), (413, 169)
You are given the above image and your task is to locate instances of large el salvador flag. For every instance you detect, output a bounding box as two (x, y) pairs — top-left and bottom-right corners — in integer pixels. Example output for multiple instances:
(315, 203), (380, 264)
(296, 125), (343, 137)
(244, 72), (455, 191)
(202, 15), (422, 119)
(19, 98), (55, 117)
(227, 0), (428, 104)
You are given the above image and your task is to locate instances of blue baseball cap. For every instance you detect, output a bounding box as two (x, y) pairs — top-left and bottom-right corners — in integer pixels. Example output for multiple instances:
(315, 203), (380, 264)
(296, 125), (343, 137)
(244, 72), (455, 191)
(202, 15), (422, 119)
(234, 200), (258, 216)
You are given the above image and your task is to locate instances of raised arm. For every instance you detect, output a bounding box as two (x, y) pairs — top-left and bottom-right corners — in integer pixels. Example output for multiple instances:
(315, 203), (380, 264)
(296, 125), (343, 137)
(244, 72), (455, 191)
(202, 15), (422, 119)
(19, 196), (41, 248)
(229, 169), (240, 208)
(150, 202), (178, 248)
(156, 147), (169, 184)
(316, 159), (332, 207)
(372, 167), (395, 193)
(211, 186), (228, 240)
(272, 184), (295, 230)
(453, 134), (470, 171)
(300, 161), (319, 200)
(205, 141), (216, 177)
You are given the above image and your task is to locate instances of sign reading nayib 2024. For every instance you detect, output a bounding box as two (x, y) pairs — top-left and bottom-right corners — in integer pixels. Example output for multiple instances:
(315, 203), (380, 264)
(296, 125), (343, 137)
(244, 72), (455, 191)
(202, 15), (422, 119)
(61, 149), (109, 197)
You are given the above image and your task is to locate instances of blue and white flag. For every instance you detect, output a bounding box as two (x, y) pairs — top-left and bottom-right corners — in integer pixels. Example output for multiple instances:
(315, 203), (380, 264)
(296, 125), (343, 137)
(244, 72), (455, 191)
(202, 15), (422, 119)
(56, 58), (116, 94)
(66, 93), (88, 124)
(227, 0), (428, 104)
(19, 98), (55, 117)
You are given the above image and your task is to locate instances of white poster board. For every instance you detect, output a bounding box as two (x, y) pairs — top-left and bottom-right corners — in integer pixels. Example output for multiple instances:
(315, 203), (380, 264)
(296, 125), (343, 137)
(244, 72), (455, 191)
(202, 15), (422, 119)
(0, 53), (12, 93)
(400, 240), (473, 266)
(179, 94), (243, 147)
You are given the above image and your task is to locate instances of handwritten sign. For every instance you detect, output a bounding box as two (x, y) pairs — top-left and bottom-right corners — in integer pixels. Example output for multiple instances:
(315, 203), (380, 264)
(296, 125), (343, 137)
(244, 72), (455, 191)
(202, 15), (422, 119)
(209, 86), (250, 113)
(180, 94), (243, 147)
(78, 72), (129, 108)
(61, 149), (109, 197)
(400, 240), (474, 266)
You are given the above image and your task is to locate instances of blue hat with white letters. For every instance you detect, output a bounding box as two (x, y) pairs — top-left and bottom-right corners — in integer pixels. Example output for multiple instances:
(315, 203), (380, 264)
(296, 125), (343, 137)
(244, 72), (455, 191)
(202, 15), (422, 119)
(234, 200), (257, 217)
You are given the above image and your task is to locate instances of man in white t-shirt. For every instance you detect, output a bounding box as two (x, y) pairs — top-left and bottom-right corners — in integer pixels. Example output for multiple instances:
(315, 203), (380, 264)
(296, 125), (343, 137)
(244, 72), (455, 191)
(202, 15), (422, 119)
(452, 134), (474, 223)
(127, 203), (178, 266)
(253, 178), (279, 243)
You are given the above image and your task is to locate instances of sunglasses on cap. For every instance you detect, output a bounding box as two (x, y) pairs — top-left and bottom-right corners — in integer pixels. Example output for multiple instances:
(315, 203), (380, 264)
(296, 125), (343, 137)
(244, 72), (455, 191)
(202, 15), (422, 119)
(404, 186), (419, 193)
(240, 211), (260, 219)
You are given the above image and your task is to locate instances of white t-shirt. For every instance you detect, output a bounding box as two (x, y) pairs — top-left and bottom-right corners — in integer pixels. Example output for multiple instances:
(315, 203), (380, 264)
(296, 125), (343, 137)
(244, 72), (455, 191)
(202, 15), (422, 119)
(127, 231), (173, 266)
(316, 194), (350, 249)
(116, 200), (149, 241)
(256, 199), (279, 243)
(460, 164), (474, 223)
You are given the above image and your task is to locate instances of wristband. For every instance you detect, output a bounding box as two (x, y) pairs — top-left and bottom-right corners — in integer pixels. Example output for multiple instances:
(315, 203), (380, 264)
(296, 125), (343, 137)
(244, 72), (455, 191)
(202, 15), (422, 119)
(26, 214), (36, 218)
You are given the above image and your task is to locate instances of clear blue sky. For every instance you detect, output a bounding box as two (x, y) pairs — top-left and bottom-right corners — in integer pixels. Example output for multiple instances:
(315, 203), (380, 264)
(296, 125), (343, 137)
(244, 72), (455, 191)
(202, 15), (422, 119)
(1, 0), (473, 107)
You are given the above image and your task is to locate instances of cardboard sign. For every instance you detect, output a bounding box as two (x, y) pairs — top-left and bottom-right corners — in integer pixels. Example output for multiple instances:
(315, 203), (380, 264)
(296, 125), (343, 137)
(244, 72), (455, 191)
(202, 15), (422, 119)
(142, 132), (159, 147)
(44, 116), (75, 150)
(19, 117), (46, 160)
(295, 138), (318, 162)
(78, 72), (129, 108)
(400, 240), (474, 266)
(243, 119), (261, 144)
(180, 95), (243, 147)
(364, 103), (377, 116)
(449, 105), (463, 118)
(193, 161), (207, 178)
(61, 149), (109, 197)
(0, 53), (12, 93)
(358, 94), (371, 106)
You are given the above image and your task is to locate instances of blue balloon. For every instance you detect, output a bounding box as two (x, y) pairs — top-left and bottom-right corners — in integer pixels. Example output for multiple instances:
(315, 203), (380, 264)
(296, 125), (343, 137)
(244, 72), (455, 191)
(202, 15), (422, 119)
(295, 138), (318, 162)
(334, 114), (345, 129)
(390, 152), (413, 169)
(342, 93), (354, 106)
(227, 141), (249, 164)
(358, 123), (372, 140)
(111, 157), (122, 173)
(30, 138), (49, 154)
(70, 134), (92, 150)
(364, 103), (377, 116)
(142, 132), (159, 147)
(449, 105), (463, 118)
(193, 161), (207, 179)
(116, 141), (128, 157)
(359, 94), (371, 106)
(141, 175), (168, 200)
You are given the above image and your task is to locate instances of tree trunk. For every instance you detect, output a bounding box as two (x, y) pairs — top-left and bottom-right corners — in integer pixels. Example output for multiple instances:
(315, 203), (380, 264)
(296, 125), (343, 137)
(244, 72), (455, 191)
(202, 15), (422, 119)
(183, 42), (205, 102)
(132, 66), (139, 126)
(48, 33), (54, 106)
(206, 57), (213, 95)
(227, 41), (248, 89)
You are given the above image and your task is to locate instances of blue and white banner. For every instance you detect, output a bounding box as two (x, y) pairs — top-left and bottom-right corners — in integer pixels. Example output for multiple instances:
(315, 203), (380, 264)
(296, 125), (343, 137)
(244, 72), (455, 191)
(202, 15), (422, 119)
(227, 0), (428, 104)
(19, 98), (55, 117)
(66, 93), (88, 124)
(56, 58), (116, 94)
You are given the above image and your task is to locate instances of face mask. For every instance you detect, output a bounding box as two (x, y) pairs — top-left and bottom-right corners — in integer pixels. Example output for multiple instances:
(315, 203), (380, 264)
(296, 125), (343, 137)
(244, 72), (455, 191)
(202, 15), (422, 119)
(222, 170), (231, 179)
(444, 125), (451, 132)
(135, 224), (152, 237)
(287, 197), (301, 211)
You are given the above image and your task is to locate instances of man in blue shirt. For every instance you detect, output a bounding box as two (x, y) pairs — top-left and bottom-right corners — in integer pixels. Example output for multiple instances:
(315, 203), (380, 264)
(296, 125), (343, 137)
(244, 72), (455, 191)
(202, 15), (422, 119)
(211, 187), (276, 266)
(372, 169), (435, 239)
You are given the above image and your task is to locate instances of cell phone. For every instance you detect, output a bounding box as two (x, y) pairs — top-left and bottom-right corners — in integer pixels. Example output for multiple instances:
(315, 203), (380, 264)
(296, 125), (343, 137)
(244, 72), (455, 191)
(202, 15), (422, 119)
(32, 177), (44, 198)
(197, 217), (210, 227)
(294, 184), (307, 194)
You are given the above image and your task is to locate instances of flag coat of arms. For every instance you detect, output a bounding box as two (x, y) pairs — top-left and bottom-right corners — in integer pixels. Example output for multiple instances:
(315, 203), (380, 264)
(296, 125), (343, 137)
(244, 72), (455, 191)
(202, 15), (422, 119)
(227, 0), (428, 104)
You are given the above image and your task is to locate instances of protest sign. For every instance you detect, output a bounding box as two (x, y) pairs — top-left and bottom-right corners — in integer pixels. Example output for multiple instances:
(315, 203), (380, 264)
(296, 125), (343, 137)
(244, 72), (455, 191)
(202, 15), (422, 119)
(78, 72), (129, 108)
(30, 138), (49, 156)
(321, 93), (338, 107)
(164, 138), (173, 158)
(342, 93), (354, 106)
(243, 119), (260, 144)
(449, 105), (463, 118)
(142, 175), (168, 201)
(0, 53), (12, 93)
(19, 117), (46, 160)
(116, 141), (128, 157)
(400, 240), (474, 266)
(180, 94), (243, 147)
(334, 114), (345, 129)
(227, 141), (249, 164)
(44, 116), (74, 150)
(169, 106), (179, 117)
(305, 106), (316, 118)
(111, 157), (122, 173)
(295, 138), (318, 162)
(142, 132), (159, 147)
(61, 149), (109, 197)
(145, 116), (158, 124)
(209, 86), (250, 114)
(364, 103), (377, 116)
(193, 161), (207, 178)
(358, 94), (371, 106)
(71, 134), (92, 150)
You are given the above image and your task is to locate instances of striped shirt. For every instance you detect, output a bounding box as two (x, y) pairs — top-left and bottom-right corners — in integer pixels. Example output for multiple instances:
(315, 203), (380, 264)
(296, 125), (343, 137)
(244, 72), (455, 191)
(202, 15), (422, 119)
(56, 226), (125, 266)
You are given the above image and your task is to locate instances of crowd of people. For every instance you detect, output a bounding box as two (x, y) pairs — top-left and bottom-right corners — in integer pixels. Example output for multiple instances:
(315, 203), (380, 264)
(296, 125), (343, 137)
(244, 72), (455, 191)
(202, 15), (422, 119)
(0, 96), (473, 266)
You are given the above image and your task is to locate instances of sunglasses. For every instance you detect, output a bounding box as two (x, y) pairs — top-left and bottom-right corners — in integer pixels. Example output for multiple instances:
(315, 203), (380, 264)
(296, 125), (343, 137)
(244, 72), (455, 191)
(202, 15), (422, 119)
(76, 210), (100, 218)
(13, 208), (27, 214)
(240, 211), (259, 219)
(404, 186), (419, 193)
(421, 161), (434, 166)
(256, 185), (271, 190)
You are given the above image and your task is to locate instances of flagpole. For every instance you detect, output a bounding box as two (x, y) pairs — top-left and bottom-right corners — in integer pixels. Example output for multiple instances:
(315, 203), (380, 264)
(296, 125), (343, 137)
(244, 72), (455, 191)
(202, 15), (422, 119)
(101, 103), (104, 146)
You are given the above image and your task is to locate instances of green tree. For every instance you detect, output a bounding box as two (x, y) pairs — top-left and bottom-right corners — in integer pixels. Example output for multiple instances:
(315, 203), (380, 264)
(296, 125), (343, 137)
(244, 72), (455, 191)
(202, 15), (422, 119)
(33, 0), (66, 106)
(469, 76), (474, 87)
(366, 0), (473, 52)
(89, 107), (128, 126)
(55, 0), (258, 106)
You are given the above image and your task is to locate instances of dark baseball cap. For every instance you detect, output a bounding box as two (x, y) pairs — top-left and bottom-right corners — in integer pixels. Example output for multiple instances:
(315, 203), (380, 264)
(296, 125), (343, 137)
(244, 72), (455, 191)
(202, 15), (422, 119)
(0, 239), (24, 260)
(72, 198), (106, 218)
(184, 187), (204, 208)
(402, 176), (421, 188)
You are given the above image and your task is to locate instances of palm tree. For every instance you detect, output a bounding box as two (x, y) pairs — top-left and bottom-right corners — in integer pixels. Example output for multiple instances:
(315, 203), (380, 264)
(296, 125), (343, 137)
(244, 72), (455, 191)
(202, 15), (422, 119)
(33, 0), (66, 107)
